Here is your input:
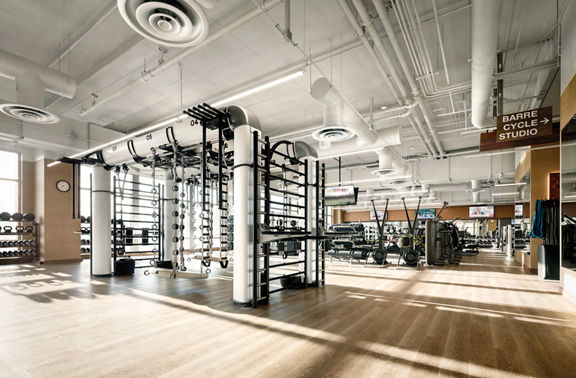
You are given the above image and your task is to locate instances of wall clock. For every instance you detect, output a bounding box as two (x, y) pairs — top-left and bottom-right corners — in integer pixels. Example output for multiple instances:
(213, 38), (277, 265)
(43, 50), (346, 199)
(56, 179), (71, 192)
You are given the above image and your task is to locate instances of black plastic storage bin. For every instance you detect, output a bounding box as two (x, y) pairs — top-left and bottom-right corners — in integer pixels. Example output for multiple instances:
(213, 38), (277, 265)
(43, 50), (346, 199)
(115, 257), (135, 276)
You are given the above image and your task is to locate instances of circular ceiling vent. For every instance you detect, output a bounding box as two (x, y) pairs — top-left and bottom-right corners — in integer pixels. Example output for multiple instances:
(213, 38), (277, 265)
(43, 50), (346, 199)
(387, 179), (410, 186)
(371, 168), (396, 176)
(0, 104), (60, 124)
(118, 0), (209, 47)
(312, 127), (355, 143)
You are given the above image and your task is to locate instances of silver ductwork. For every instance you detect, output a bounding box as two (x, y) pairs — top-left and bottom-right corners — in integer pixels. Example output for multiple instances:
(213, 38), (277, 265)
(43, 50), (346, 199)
(471, 0), (501, 129)
(0, 49), (76, 124)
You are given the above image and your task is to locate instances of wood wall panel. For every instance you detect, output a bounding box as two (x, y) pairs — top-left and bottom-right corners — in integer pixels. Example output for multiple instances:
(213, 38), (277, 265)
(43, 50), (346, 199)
(561, 73), (576, 128)
(341, 203), (529, 223)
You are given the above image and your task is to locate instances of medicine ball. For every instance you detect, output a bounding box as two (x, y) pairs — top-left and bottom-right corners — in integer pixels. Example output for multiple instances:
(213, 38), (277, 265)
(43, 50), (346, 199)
(11, 212), (23, 221)
(0, 212), (10, 221)
(399, 235), (411, 248)
(23, 213), (35, 221)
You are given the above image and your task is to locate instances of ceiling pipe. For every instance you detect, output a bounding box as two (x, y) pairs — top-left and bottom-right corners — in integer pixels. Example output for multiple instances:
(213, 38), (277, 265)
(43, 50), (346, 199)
(0, 49), (77, 124)
(79, 0), (282, 116)
(337, 0), (403, 105)
(349, 0), (442, 157)
(0, 49), (76, 98)
(310, 77), (401, 148)
(471, 0), (501, 128)
(470, 179), (482, 202)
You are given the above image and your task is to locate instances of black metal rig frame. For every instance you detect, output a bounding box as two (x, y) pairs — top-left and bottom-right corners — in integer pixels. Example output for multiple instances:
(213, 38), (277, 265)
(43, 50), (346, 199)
(112, 175), (163, 270)
(251, 133), (326, 308)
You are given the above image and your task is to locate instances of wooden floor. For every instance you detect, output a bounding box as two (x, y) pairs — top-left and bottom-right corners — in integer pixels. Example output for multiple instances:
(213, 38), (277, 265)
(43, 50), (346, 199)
(1, 250), (575, 378)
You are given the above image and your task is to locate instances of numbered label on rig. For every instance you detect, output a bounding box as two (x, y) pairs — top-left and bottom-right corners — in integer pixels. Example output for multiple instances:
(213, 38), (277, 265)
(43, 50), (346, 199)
(496, 106), (552, 142)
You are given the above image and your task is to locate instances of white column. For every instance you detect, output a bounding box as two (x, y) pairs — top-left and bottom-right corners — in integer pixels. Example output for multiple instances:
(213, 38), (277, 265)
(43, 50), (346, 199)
(163, 169), (177, 262)
(306, 159), (317, 284)
(91, 166), (112, 276)
(233, 125), (258, 305)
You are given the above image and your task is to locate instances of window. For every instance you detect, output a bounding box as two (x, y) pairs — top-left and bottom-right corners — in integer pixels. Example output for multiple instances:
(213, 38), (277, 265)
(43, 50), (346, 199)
(80, 165), (94, 218)
(0, 150), (20, 214)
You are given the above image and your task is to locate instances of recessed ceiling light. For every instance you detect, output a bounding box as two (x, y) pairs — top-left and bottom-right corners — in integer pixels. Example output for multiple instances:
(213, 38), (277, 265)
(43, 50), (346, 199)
(380, 105), (388, 110)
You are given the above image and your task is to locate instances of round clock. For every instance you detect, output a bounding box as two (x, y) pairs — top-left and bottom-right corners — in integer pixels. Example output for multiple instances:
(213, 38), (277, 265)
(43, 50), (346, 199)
(56, 180), (71, 192)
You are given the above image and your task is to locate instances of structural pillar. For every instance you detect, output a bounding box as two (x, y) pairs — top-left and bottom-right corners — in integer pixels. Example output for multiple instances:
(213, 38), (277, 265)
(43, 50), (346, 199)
(163, 169), (178, 263)
(91, 166), (112, 276)
(232, 124), (259, 305)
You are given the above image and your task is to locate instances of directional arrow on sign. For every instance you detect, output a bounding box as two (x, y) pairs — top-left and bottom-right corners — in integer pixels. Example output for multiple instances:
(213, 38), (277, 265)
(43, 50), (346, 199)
(541, 118), (550, 125)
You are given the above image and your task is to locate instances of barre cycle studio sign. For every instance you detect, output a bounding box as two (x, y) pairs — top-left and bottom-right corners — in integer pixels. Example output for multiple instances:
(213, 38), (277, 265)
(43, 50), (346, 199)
(496, 106), (552, 142)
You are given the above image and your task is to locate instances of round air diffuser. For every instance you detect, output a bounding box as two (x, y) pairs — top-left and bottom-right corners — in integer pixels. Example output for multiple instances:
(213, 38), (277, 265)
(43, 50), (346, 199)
(118, 0), (209, 47)
(0, 103), (60, 124)
(312, 127), (355, 143)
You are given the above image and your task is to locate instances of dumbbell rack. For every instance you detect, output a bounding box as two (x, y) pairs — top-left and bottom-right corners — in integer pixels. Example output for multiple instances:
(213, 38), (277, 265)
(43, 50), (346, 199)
(0, 220), (38, 264)
(80, 220), (91, 259)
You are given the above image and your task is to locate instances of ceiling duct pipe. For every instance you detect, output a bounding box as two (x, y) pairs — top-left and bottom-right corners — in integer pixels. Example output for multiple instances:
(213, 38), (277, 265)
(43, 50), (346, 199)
(349, 0), (442, 157)
(471, 0), (501, 129)
(310, 77), (400, 148)
(470, 179), (482, 202)
(373, 148), (395, 176)
(0, 49), (76, 124)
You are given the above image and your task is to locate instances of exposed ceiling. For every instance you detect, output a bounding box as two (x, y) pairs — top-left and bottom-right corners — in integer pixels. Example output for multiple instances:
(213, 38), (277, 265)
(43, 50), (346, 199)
(0, 0), (561, 207)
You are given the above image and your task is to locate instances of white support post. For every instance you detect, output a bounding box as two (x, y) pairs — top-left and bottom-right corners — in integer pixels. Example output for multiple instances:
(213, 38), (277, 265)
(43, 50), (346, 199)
(306, 158), (317, 284)
(233, 125), (258, 305)
(91, 166), (112, 276)
(163, 169), (177, 262)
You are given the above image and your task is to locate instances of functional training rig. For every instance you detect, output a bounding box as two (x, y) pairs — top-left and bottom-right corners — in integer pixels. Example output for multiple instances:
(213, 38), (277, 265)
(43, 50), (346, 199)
(249, 134), (326, 307)
(74, 103), (325, 307)
(112, 168), (163, 270)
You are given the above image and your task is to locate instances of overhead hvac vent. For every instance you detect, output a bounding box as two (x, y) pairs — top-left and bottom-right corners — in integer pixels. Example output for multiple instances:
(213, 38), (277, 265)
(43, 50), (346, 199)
(388, 179), (410, 186)
(118, 0), (209, 47)
(371, 168), (396, 176)
(0, 103), (59, 124)
(312, 127), (355, 144)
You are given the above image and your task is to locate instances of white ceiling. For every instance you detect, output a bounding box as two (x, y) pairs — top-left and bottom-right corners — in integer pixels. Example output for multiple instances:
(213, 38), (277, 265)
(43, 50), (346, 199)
(0, 0), (561, 206)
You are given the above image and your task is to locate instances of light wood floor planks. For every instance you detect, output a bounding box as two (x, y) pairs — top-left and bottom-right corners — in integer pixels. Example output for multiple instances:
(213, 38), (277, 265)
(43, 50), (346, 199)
(1, 249), (575, 378)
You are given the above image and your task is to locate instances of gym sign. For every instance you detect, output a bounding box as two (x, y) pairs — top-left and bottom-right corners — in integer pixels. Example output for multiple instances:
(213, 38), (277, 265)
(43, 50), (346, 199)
(496, 106), (552, 142)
